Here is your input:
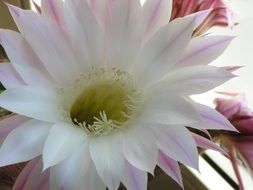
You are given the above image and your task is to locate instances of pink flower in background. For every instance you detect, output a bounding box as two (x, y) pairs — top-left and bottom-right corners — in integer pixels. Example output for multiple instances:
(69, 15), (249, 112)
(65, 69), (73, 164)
(171, 0), (236, 36)
(215, 93), (253, 190)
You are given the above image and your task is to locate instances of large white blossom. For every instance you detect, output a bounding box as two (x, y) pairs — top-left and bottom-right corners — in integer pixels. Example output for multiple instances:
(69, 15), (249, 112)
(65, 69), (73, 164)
(0, 0), (237, 189)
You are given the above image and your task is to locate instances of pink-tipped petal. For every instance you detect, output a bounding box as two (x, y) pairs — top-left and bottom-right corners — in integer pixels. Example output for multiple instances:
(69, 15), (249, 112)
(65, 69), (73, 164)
(135, 15), (196, 85)
(0, 29), (54, 87)
(191, 133), (227, 155)
(157, 150), (183, 187)
(151, 65), (235, 95)
(150, 124), (199, 170)
(178, 35), (235, 67)
(0, 120), (51, 167)
(193, 103), (238, 131)
(7, 5), (79, 84)
(122, 160), (147, 190)
(0, 63), (25, 89)
(13, 157), (50, 190)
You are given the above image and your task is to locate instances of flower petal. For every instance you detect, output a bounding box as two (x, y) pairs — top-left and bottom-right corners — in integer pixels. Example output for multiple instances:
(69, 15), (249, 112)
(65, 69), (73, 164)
(134, 15), (196, 85)
(63, 0), (105, 69)
(150, 65), (235, 95)
(122, 160), (147, 190)
(8, 5), (79, 83)
(0, 29), (55, 87)
(0, 120), (51, 166)
(0, 86), (62, 122)
(150, 124), (199, 170)
(192, 103), (238, 131)
(191, 133), (227, 155)
(0, 63), (25, 89)
(178, 35), (235, 67)
(107, 0), (143, 69)
(142, 0), (172, 41)
(157, 150), (183, 187)
(43, 122), (85, 169)
(141, 95), (200, 125)
(13, 157), (50, 190)
(41, 0), (65, 28)
(50, 142), (105, 190)
(122, 126), (157, 173)
(0, 114), (30, 141)
(89, 133), (124, 190)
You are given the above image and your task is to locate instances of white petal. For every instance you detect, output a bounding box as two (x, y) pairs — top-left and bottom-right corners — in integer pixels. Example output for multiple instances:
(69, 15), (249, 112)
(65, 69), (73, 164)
(142, 0), (172, 41)
(149, 124), (199, 170)
(0, 86), (62, 122)
(63, 0), (105, 69)
(150, 65), (235, 95)
(122, 160), (147, 190)
(191, 103), (238, 131)
(43, 122), (85, 169)
(0, 114), (30, 141)
(13, 157), (50, 190)
(122, 126), (158, 173)
(0, 63), (25, 89)
(140, 95), (200, 125)
(89, 133), (124, 190)
(178, 35), (235, 67)
(0, 29), (55, 87)
(107, 0), (143, 69)
(0, 120), (51, 166)
(157, 150), (183, 187)
(8, 5), (79, 83)
(50, 142), (105, 190)
(133, 15), (196, 85)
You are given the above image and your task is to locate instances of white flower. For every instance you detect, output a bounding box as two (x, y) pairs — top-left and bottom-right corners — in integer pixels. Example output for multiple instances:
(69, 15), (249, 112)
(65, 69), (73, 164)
(0, 0), (237, 189)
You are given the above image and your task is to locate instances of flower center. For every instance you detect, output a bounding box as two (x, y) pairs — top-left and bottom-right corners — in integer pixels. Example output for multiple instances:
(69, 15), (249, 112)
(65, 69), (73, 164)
(71, 81), (129, 125)
(67, 67), (143, 136)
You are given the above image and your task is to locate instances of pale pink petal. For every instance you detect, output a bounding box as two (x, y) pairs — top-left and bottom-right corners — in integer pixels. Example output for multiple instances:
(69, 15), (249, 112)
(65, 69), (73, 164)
(0, 63), (25, 89)
(140, 95), (199, 125)
(178, 35), (234, 67)
(89, 133), (124, 190)
(0, 114), (30, 140)
(43, 122), (85, 169)
(41, 0), (65, 28)
(13, 157), (50, 190)
(107, 0), (143, 69)
(0, 86), (62, 122)
(150, 65), (235, 95)
(150, 124), (199, 170)
(192, 103), (238, 131)
(0, 120), (51, 166)
(157, 150), (183, 187)
(134, 15), (196, 85)
(122, 126), (157, 173)
(0, 29), (55, 87)
(32, 0), (41, 13)
(63, 0), (105, 70)
(191, 133), (227, 155)
(50, 142), (105, 190)
(122, 160), (147, 190)
(142, 0), (172, 41)
(8, 5), (79, 84)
